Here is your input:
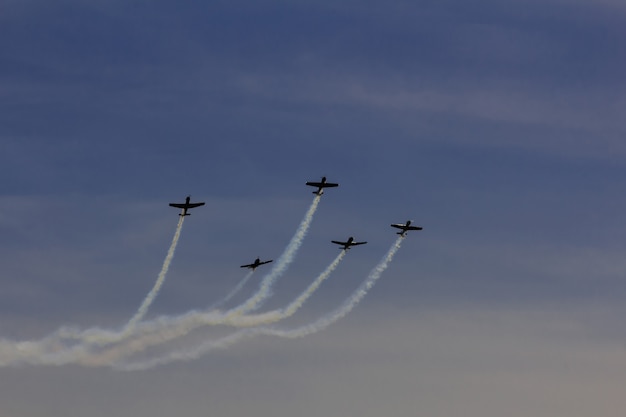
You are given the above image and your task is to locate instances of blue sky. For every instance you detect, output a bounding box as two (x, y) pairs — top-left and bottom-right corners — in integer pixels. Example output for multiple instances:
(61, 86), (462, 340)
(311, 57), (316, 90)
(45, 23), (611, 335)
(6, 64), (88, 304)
(1, 0), (626, 415)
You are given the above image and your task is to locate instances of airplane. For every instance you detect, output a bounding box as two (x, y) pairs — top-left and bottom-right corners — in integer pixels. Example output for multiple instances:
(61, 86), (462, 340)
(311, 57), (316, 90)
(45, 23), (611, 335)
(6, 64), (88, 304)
(305, 176), (339, 195)
(169, 196), (205, 216)
(331, 236), (367, 250)
(391, 220), (423, 237)
(240, 258), (273, 270)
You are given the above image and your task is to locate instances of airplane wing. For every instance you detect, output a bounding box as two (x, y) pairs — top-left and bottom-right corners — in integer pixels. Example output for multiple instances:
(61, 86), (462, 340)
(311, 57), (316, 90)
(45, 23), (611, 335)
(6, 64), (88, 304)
(240, 263), (254, 268)
(306, 181), (338, 188)
(352, 241), (367, 246)
(169, 202), (205, 208)
(391, 224), (422, 231)
(331, 240), (345, 245)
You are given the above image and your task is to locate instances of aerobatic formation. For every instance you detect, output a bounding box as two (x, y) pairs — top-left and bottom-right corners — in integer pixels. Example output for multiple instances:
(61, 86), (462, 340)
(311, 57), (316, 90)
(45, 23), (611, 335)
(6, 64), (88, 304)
(0, 177), (422, 370)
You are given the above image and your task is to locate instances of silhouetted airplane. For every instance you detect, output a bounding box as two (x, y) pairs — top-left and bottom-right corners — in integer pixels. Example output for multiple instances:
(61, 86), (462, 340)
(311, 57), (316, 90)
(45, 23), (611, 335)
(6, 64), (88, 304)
(306, 176), (339, 195)
(169, 196), (205, 216)
(240, 258), (273, 270)
(331, 236), (367, 250)
(390, 220), (423, 237)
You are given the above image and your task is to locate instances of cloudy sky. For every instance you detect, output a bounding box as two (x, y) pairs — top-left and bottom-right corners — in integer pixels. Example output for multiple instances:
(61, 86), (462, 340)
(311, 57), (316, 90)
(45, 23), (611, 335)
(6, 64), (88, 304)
(1, 0), (626, 415)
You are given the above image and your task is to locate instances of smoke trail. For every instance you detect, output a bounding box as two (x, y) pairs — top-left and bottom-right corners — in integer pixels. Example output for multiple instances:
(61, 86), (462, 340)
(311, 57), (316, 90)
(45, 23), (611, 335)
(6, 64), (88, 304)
(61, 195), (319, 346)
(125, 215), (185, 329)
(42, 215), (186, 346)
(72, 250), (346, 367)
(228, 194), (321, 315)
(268, 236), (403, 338)
(118, 193), (323, 334)
(225, 250), (346, 326)
(0, 195), (322, 367)
(206, 270), (255, 310)
(111, 237), (403, 370)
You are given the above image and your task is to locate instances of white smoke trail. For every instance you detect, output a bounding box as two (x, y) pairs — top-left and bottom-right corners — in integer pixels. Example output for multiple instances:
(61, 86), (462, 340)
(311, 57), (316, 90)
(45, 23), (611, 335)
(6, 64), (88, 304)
(112, 237), (403, 370)
(0, 195), (322, 367)
(125, 215), (186, 329)
(70, 249), (346, 367)
(126, 193), (323, 331)
(206, 270), (255, 310)
(225, 250), (346, 326)
(227, 194), (321, 315)
(65, 195), (320, 346)
(25, 215), (186, 348)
